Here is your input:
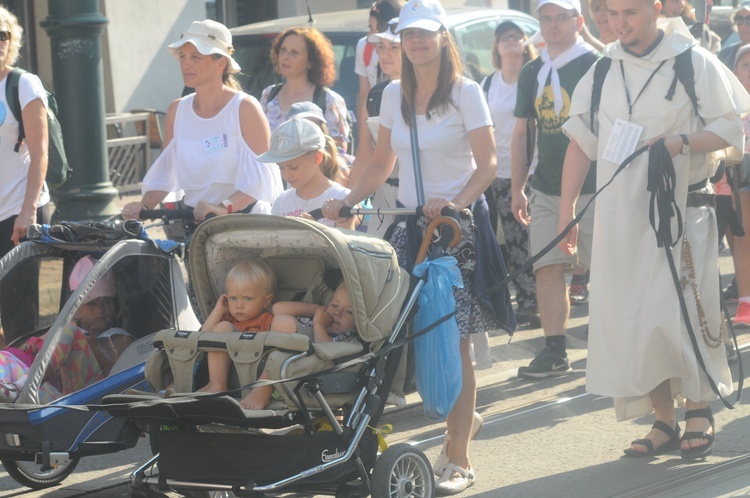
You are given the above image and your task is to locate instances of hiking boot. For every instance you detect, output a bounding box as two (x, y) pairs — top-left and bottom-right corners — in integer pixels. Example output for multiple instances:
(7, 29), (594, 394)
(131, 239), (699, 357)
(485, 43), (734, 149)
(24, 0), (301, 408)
(569, 283), (589, 305)
(734, 301), (750, 327)
(517, 346), (570, 379)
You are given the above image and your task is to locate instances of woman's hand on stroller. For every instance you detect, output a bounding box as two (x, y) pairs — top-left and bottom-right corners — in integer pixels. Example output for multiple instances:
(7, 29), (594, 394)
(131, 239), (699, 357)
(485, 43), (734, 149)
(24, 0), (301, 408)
(320, 199), (352, 224)
(422, 198), (456, 221)
(122, 201), (145, 220)
(193, 201), (225, 222)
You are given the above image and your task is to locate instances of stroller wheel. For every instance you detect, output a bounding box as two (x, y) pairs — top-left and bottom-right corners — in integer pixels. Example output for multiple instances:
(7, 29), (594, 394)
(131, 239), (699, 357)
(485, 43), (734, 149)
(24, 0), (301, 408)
(371, 444), (434, 498)
(1, 457), (80, 489)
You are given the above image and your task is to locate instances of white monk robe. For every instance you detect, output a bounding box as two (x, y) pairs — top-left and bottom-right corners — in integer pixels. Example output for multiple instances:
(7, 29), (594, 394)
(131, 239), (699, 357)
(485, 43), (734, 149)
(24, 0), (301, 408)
(563, 18), (750, 421)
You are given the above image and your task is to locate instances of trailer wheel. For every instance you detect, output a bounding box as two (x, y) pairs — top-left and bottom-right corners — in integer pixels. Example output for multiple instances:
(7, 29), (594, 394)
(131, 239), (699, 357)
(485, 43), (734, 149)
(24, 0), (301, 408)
(1, 458), (80, 489)
(371, 444), (434, 498)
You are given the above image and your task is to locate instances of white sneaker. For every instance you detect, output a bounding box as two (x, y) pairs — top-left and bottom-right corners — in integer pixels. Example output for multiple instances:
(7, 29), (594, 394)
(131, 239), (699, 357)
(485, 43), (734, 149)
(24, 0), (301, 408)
(435, 464), (475, 495)
(433, 412), (483, 476)
(386, 393), (406, 408)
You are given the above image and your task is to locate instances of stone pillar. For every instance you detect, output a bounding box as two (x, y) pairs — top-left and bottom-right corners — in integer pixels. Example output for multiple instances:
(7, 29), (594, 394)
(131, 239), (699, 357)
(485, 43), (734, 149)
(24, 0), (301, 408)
(41, 0), (118, 221)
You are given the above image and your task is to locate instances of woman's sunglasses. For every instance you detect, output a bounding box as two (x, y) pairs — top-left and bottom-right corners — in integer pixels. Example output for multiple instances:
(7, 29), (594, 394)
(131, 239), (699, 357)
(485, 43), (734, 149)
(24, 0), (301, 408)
(0, 31), (10, 42)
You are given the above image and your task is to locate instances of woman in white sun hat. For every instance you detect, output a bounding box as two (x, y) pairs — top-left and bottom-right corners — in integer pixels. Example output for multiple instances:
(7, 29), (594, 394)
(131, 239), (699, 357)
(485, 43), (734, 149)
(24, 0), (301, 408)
(323, 0), (516, 494)
(122, 19), (283, 223)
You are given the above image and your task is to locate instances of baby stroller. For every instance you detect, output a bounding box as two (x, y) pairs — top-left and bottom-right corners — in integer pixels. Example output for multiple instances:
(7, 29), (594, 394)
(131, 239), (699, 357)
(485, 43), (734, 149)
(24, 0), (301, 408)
(0, 221), (199, 489)
(104, 212), (459, 497)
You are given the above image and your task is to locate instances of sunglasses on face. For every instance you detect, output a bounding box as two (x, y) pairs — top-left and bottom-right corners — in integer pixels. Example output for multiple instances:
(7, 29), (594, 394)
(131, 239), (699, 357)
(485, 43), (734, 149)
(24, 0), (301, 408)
(735, 15), (750, 25)
(498, 32), (525, 42)
(0, 31), (10, 42)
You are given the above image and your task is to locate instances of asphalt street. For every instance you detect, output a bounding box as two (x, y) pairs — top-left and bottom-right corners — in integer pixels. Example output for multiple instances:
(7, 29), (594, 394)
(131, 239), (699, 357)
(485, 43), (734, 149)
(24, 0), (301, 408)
(0, 198), (747, 497)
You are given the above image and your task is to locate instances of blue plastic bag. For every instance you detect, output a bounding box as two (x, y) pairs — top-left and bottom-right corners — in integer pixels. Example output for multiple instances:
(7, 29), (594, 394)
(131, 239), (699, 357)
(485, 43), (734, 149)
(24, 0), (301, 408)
(412, 256), (464, 421)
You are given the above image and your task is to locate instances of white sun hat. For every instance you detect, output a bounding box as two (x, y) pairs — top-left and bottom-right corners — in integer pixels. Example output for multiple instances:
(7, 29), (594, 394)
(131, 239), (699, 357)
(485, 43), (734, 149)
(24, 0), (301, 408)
(168, 19), (241, 73)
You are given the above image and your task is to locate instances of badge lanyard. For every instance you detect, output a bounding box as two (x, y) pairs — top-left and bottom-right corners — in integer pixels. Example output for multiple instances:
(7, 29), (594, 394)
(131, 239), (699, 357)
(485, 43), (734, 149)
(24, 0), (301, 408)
(620, 59), (667, 121)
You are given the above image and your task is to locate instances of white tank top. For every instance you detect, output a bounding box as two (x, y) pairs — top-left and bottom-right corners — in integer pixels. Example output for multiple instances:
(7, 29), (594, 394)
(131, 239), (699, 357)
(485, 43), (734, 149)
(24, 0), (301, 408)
(142, 92), (283, 207)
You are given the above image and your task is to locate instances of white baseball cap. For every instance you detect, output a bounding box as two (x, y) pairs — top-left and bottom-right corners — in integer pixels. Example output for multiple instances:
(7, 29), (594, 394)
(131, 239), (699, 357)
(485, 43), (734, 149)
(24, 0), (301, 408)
(368, 18), (401, 44)
(395, 0), (448, 33)
(257, 118), (326, 163)
(537, 0), (582, 14)
(168, 20), (241, 73)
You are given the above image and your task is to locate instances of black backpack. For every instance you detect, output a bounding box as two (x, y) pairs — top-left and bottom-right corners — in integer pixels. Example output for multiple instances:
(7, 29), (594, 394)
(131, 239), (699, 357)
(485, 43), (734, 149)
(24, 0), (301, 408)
(5, 69), (71, 189)
(589, 48), (703, 133)
(268, 82), (355, 154)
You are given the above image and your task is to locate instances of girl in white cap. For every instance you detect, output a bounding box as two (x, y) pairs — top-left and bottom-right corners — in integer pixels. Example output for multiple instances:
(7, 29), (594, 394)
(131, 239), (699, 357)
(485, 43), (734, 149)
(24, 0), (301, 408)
(122, 20), (283, 223)
(324, 0), (515, 493)
(258, 118), (354, 229)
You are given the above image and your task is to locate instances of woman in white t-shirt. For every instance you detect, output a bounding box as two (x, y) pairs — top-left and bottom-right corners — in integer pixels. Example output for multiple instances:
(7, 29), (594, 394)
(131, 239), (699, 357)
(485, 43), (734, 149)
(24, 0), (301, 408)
(354, 2), (403, 146)
(482, 21), (540, 328)
(122, 20), (282, 223)
(323, 1), (515, 493)
(258, 118), (353, 230)
(0, 6), (50, 258)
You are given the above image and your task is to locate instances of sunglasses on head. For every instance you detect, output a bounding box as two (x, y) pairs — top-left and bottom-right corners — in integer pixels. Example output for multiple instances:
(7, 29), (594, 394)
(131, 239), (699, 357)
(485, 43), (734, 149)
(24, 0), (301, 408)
(0, 31), (10, 42)
(735, 15), (750, 25)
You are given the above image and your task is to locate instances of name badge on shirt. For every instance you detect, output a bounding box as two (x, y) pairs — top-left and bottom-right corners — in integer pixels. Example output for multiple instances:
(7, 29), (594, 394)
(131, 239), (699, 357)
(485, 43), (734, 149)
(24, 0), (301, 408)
(603, 119), (643, 165)
(203, 134), (228, 154)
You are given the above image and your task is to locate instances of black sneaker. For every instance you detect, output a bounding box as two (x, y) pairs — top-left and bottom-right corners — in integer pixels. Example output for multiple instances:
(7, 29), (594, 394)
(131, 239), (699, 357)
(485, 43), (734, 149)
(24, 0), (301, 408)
(517, 346), (570, 379)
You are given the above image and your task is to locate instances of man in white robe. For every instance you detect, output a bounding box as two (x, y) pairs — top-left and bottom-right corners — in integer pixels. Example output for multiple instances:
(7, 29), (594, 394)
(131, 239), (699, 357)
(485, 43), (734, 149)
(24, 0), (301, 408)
(558, 0), (750, 459)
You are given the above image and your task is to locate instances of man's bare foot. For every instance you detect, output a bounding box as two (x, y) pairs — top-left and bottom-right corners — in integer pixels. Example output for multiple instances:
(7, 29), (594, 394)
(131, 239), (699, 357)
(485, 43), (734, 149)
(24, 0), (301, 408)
(240, 385), (273, 410)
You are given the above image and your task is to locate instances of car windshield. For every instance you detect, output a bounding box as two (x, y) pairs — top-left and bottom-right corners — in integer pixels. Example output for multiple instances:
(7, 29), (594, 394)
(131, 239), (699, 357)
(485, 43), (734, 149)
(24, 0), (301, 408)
(233, 32), (360, 112)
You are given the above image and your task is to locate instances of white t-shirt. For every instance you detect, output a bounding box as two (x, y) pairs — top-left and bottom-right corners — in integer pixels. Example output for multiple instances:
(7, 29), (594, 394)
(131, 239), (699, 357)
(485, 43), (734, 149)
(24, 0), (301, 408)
(0, 72), (50, 221)
(354, 36), (379, 87)
(380, 78), (492, 208)
(272, 183), (350, 227)
(481, 70), (538, 178)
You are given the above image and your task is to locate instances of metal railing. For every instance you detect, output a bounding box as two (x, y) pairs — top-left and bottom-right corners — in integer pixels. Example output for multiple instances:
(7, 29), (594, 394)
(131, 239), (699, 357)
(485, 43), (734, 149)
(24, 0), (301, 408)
(105, 112), (150, 194)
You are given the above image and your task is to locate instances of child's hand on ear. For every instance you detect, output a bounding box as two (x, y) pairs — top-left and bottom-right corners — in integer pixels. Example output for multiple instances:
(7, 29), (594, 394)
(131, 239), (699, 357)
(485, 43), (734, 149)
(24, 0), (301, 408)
(313, 308), (333, 328)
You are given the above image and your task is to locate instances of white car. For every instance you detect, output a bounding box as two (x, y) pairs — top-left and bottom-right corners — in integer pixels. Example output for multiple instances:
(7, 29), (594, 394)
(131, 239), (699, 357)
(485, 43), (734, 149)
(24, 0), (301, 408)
(231, 7), (540, 112)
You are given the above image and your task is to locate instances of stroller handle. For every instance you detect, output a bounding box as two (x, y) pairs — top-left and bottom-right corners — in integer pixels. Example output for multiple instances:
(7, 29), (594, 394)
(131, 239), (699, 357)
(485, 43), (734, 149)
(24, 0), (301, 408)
(307, 205), (460, 222)
(139, 208), (195, 222)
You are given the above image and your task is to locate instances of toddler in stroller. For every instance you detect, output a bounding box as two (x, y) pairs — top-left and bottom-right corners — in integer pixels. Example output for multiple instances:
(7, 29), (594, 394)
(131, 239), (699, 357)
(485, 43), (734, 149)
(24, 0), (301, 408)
(0, 256), (134, 403)
(199, 259), (294, 399)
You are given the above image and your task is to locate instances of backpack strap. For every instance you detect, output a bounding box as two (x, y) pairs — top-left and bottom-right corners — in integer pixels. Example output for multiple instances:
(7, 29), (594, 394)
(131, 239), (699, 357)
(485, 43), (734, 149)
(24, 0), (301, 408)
(267, 82), (284, 103)
(482, 72), (494, 99)
(5, 68), (25, 152)
(590, 57), (613, 133)
(313, 85), (327, 112)
(523, 60), (545, 169)
(665, 48), (704, 125)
